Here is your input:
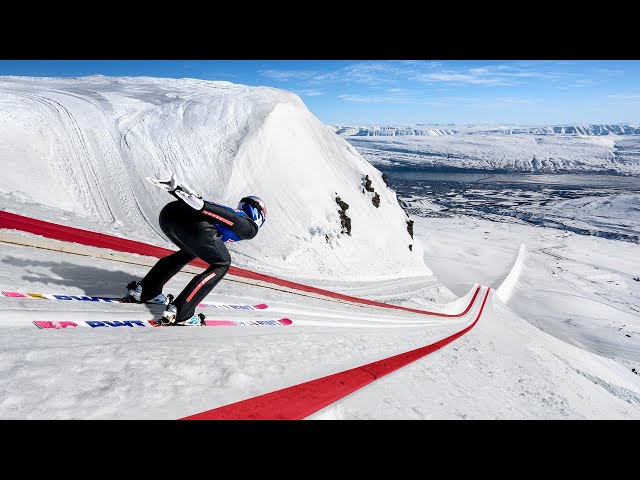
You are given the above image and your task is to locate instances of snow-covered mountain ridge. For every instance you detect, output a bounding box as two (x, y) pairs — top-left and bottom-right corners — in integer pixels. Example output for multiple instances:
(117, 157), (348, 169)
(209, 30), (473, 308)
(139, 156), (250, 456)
(0, 75), (426, 279)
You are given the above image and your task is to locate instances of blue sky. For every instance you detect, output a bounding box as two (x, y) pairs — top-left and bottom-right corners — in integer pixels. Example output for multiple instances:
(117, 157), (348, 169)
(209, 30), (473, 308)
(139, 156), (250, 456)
(1, 60), (638, 125)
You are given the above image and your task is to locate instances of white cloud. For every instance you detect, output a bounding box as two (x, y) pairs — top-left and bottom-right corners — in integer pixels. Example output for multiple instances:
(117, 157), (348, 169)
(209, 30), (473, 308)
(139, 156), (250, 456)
(258, 69), (320, 81)
(574, 79), (600, 86)
(598, 68), (624, 76)
(296, 89), (323, 97)
(342, 62), (405, 85)
(387, 88), (410, 94)
(608, 93), (640, 104)
(338, 94), (409, 104)
(469, 67), (492, 75)
(413, 65), (575, 87)
(259, 62), (409, 88)
(608, 93), (640, 99)
(416, 72), (517, 86)
(258, 61), (587, 93)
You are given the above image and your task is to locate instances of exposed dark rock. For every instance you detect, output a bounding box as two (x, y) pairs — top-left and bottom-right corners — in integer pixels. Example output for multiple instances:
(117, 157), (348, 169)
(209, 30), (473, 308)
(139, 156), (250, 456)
(406, 219), (414, 239)
(363, 174), (380, 207)
(335, 195), (352, 235)
(364, 174), (375, 192)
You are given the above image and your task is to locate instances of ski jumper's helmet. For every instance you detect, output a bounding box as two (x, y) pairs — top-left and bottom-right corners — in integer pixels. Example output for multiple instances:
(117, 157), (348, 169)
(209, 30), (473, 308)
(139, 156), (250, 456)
(238, 196), (267, 227)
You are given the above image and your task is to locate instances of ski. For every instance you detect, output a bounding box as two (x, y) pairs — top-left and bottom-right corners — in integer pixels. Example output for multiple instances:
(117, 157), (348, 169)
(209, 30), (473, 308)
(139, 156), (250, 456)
(151, 318), (293, 327)
(33, 318), (292, 329)
(2, 291), (267, 310)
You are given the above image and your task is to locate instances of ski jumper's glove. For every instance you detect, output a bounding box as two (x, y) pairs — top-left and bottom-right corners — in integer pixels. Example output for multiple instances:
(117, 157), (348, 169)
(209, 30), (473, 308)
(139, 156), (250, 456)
(174, 187), (204, 211)
(147, 173), (205, 211)
(147, 173), (178, 192)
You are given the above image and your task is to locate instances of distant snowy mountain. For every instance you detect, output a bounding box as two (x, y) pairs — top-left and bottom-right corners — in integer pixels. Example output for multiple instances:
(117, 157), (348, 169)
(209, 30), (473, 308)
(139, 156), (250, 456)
(333, 123), (640, 175)
(332, 125), (455, 137)
(0, 76), (426, 279)
(332, 124), (640, 137)
(481, 124), (640, 136)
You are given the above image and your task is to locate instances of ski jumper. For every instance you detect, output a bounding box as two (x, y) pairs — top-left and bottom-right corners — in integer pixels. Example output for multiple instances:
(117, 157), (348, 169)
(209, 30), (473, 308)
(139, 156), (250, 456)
(139, 200), (259, 322)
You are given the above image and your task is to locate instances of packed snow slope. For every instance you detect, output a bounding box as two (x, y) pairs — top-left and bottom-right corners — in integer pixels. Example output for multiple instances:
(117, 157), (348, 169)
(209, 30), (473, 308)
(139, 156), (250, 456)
(0, 76), (425, 280)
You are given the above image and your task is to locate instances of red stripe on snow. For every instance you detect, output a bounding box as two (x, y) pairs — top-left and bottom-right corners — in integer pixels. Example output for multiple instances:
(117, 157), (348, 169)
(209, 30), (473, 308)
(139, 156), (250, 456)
(0, 210), (176, 258)
(0, 210), (478, 317)
(181, 288), (491, 420)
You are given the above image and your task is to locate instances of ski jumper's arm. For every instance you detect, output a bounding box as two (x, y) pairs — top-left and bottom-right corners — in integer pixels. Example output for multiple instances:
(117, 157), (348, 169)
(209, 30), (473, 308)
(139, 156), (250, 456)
(200, 201), (259, 240)
(146, 174), (259, 240)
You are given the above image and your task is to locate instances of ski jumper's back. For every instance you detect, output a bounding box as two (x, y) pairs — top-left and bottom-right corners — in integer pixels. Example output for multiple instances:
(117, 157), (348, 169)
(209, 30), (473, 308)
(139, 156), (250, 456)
(200, 201), (259, 243)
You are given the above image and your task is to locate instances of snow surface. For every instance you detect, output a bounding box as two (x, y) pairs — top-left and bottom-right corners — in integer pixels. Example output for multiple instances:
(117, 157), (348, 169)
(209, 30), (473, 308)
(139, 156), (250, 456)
(0, 76), (638, 419)
(414, 211), (640, 376)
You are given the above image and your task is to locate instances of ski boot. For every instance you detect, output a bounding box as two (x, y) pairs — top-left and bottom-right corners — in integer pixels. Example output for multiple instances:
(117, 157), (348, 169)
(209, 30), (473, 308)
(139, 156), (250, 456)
(176, 313), (206, 327)
(122, 281), (173, 305)
(158, 303), (178, 325)
(157, 304), (205, 326)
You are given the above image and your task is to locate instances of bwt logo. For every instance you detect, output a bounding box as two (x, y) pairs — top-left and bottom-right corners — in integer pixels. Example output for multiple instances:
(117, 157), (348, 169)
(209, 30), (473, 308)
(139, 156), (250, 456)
(34, 320), (149, 329)
(85, 320), (148, 328)
(52, 295), (118, 302)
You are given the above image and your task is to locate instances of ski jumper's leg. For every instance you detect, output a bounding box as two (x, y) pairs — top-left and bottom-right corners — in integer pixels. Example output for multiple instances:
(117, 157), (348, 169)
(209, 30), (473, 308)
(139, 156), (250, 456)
(139, 250), (195, 301)
(171, 235), (231, 322)
(137, 201), (198, 301)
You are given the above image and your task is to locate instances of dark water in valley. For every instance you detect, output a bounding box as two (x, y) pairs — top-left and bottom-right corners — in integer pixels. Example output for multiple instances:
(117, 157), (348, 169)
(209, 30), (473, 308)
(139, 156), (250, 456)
(379, 168), (640, 243)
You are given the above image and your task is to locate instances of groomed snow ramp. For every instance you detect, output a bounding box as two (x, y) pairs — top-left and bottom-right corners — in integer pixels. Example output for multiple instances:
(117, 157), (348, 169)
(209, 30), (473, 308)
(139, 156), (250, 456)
(183, 288), (491, 420)
(496, 243), (526, 303)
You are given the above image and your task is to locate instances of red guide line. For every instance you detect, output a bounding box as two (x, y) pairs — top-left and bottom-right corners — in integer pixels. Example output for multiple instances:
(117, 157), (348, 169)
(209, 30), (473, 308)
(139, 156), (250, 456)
(0, 210), (478, 317)
(181, 288), (491, 420)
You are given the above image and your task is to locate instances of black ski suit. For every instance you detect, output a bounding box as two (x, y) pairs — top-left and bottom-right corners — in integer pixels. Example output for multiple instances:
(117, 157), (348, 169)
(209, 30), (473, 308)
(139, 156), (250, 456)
(139, 200), (259, 322)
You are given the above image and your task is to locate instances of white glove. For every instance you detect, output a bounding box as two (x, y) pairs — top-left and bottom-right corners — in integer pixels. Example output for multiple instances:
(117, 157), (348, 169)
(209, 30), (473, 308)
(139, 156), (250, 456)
(147, 173), (178, 192)
(174, 188), (204, 211)
(147, 172), (204, 210)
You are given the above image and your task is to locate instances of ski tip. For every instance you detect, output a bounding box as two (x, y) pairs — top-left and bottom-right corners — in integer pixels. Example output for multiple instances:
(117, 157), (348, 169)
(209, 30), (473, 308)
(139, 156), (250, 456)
(279, 318), (293, 326)
(3, 291), (29, 298)
(254, 303), (268, 310)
